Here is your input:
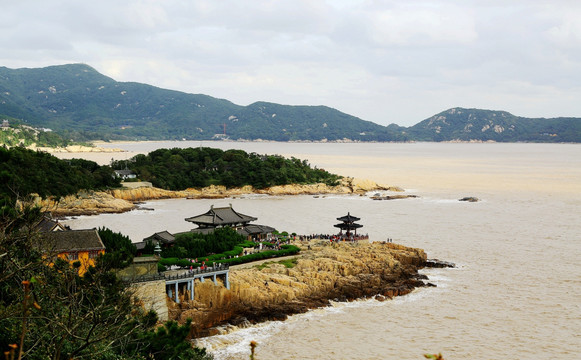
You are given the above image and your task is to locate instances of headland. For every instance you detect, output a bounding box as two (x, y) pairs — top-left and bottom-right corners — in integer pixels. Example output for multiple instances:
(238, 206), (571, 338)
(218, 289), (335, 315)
(155, 240), (430, 338)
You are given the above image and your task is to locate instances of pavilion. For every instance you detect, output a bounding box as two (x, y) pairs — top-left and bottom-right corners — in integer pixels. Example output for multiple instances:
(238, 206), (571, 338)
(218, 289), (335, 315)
(185, 204), (257, 230)
(334, 212), (363, 238)
(138, 204), (275, 249)
(186, 204), (275, 241)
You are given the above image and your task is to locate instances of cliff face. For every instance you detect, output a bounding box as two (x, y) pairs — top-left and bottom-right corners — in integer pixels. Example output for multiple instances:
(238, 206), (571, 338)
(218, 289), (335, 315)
(111, 177), (401, 201)
(30, 190), (135, 216)
(169, 242), (427, 338)
(34, 177), (402, 216)
(109, 187), (189, 201)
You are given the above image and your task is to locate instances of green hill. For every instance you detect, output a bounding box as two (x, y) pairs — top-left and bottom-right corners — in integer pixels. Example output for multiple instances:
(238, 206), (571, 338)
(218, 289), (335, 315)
(407, 108), (581, 143)
(1, 64), (579, 142)
(0, 64), (398, 141)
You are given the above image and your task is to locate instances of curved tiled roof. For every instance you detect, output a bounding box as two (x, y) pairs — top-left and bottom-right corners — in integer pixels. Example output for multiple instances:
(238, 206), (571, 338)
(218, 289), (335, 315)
(43, 229), (105, 252)
(336, 212), (360, 222)
(185, 204), (257, 227)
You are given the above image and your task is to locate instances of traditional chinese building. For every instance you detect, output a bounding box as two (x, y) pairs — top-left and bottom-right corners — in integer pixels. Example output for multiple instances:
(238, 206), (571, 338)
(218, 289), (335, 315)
(185, 204), (257, 230)
(186, 204), (275, 240)
(43, 229), (106, 276)
(334, 212), (363, 238)
(139, 204), (275, 249)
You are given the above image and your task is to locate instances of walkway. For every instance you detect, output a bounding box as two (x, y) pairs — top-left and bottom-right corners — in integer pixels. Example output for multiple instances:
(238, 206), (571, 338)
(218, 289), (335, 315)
(130, 264), (230, 304)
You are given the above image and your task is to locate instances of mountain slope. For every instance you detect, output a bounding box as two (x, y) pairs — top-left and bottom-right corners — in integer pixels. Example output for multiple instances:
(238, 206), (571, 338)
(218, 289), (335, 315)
(0, 64), (579, 142)
(407, 108), (581, 142)
(0, 64), (399, 141)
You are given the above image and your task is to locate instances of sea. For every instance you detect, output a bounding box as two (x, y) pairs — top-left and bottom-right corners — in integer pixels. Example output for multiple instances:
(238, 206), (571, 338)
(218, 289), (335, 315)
(59, 141), (581, 359)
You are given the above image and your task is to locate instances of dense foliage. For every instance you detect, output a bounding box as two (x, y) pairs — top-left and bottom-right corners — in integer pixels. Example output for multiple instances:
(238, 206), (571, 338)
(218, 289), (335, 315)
(118, 147), (342, 190)
(160, 227), (247, 259)
(159, 244), (301, 270)
(0, 202), (212, 360)
(97, 227), (137, 269)
(0, 147), (121, 200)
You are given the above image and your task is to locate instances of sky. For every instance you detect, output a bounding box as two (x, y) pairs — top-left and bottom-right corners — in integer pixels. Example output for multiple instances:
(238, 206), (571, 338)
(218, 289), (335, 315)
(1, 0), (580, 127)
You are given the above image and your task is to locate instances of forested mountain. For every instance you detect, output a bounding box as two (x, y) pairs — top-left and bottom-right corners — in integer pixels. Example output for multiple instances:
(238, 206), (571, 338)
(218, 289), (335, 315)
(0, 64), (398, 141)
(0, 64), (579, 142)
(0, 118), (74, 147)
(406, 108), (581, 143)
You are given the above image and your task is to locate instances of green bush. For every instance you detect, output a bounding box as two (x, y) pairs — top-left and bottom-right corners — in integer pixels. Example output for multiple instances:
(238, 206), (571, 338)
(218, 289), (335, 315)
(158, 245), (300, 269)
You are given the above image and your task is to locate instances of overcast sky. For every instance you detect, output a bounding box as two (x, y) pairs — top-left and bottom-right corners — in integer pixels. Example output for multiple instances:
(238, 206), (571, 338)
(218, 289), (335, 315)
(1, 0), (580, 126)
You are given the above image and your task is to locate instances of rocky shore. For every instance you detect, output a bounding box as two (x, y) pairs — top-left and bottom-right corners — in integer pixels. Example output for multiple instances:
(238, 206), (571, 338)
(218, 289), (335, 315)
(163, 241), (429, 338)
(32, 177), (403, 216)
(27, 144), (125, 153)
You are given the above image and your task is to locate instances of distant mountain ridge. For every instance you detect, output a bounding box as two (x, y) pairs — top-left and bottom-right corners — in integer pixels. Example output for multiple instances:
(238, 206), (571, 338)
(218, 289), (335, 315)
(0, 64), (579, 142)
(407, 108), (581, 142)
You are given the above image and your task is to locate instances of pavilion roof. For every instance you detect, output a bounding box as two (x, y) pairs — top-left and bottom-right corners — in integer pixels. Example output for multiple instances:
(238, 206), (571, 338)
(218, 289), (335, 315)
(336, 212), (360, 222)
(237, 224), (276, 236)
(333, 223), (363, 230)
(185, 204), (257, 227)
(143, 230), (175, 244)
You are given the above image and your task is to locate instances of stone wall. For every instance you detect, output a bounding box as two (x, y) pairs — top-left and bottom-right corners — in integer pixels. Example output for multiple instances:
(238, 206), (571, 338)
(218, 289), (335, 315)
(130, 280), (169, 322)
(117, 257), (159, 281)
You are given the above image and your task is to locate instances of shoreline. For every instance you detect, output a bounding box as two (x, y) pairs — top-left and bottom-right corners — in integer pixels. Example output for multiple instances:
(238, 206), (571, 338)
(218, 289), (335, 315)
(34, 177), (406, 217)
(161, 241), (432, 338)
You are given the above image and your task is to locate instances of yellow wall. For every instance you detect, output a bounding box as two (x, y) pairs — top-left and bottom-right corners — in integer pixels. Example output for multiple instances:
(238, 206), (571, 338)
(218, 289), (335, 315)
(57, 250), (105, 276)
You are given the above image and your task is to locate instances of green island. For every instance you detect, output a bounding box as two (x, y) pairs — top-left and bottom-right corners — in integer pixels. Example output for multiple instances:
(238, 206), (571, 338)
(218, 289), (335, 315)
(0, 146), (121, 201)
(0, 146), (340, 203)
(114, 147), (341, 190)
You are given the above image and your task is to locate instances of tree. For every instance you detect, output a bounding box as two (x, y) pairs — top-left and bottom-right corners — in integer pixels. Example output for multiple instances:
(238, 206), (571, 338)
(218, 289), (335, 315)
(0, 201), (213, 359)
(97, 227), (137, 269)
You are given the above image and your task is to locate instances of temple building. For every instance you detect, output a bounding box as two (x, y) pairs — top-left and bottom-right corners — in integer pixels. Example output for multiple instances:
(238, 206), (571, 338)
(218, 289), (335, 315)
(43, 229), (106, 276)
(334, 212), (363, 238)
(186, 204), (275, 240)
(139, 204), (275, 250)
(185, 204), (258, 230)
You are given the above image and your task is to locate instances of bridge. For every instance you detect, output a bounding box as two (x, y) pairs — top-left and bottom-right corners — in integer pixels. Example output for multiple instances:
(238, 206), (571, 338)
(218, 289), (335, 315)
(130, 264), (230, 304)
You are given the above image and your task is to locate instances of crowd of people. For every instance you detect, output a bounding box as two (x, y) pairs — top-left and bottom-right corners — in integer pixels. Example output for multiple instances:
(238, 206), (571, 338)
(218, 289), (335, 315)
(296, 233), (370, 242)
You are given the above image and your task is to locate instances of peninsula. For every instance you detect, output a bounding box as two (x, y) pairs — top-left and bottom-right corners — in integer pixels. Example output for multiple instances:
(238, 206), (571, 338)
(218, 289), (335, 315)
(152, 240), (430, 338)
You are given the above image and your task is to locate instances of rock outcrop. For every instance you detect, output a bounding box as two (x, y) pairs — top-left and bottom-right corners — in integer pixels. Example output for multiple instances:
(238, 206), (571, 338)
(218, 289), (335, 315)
(130, 280), (169, 322)
(112, 177), (401, 201)
(109, 187), (190, 201)
(168, 241), (428, 338)
(30, 190), (135, 216)
(28, 144), (124, 153)
(33, 177), (402, 216)
(371, 194), (419, 200)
